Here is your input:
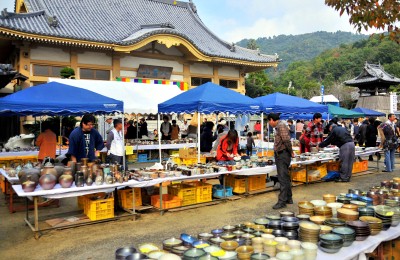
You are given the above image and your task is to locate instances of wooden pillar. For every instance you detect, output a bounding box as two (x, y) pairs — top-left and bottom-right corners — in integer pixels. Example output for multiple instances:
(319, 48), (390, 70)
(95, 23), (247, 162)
(183, 62), (190, 88)
(213, 65), (219, 84)
(238, 68), (246, 94)
(112, 54), (121, 80)
(70, 51), (79, 79)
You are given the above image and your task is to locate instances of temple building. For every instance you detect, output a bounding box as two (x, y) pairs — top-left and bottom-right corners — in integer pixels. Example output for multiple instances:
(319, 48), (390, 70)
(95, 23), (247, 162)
(345, 62), (400, 115)
(0, 0), (279, 94)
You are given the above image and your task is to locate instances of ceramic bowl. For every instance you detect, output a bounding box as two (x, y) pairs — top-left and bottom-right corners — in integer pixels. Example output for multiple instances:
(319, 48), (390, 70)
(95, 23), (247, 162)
(115, 247), (137, 260)
(235, 246), (254, 259)
(183, 248), (207, 259)
(218, 251), (238, 259)
(138, 243), (159, 254)
(220, 241), (239, 251)
(310, 200), (327, 207)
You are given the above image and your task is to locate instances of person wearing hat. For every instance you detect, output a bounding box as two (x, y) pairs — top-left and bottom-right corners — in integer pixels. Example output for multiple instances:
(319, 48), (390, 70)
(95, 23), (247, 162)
(106, 119), (126, 168)
(318, 123), (355, 182)
(105, 116), (114, 135)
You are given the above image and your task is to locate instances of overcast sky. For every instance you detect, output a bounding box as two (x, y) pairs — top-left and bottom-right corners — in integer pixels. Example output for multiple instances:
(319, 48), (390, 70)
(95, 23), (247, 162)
(0, 0), (375, 42)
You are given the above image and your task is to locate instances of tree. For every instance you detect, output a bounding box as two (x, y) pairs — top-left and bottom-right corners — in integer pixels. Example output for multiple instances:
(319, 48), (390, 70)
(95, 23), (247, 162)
(60, 67), (75, 79)
(325, 0), (400, 44)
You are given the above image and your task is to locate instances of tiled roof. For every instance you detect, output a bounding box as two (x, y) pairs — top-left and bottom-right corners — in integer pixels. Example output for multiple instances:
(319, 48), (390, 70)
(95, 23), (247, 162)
(345, 62), (400, 86)
(0, 0), (278, 64)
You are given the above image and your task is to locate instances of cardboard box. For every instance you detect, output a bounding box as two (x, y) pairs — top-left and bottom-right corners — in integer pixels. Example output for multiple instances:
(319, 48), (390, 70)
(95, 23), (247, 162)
(179, 147), (197, 158)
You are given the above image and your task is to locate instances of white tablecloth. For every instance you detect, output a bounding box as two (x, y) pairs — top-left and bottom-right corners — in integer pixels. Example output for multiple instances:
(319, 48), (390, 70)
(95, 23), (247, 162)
(317, 224), (400, 260)
(0, 168), (19, 184)
(127, 143), (196, 151)
(0, 149), (68, 158)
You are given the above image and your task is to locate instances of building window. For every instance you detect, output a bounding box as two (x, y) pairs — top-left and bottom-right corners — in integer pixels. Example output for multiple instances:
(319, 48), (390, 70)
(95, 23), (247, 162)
(32, 65), (63, 77)
(191, 77), (212, 86)
(219, 79), (238, 89)
(80, 68), (110, 80)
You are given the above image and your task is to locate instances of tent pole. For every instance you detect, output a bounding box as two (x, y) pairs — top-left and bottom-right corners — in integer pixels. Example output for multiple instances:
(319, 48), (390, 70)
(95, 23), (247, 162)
(122, 114), (126, 170)
(59, 116), (62, 156)
(260, 113), (264, 152)
(39, 116), (42, 133)
(136, 114), (139, 139)
(267, 121), (270, 156)
(197, 112), (201, 163)
(158, 113), (162, 163)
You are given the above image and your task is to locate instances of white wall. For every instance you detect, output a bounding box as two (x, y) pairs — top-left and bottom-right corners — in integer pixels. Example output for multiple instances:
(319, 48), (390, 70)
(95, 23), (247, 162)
(30, 46), (70, 62)
(120, 70), (137, 78)
(77, 51), (112, 66)
(190, 63), (213, 75)
(218, 66), (239, 78)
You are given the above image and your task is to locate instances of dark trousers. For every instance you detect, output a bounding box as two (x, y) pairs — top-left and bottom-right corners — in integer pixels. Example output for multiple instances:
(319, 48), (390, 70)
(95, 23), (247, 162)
(246, 146), (253, 156)
(339, 142), (355, 180)
(275, 150), (292, 204)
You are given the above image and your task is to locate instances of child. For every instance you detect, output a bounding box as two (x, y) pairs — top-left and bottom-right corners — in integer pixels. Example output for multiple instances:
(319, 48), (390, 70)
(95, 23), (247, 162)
(246, 132), (255, 156)
(239, 149), (250, 160)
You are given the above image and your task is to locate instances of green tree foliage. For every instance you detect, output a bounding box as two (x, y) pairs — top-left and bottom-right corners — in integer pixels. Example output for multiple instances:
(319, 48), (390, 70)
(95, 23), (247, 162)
(60, 67), (75, 79)
(325, 0), (400, 44)
(272, 36), (400, 103)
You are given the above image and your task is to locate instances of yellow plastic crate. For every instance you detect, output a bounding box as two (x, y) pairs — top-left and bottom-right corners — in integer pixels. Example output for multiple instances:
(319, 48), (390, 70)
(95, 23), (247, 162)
(248, 175), (267, 191)
(117, 188), (142, 209)
(290, 166), (309, 182)
(226, 175), (246, 194)
(179, 157), (206, 166)
(353, 161), (368, 174)
(327, 161), (340, 172)
(168, 183), (197, 206)
(85, 197), (114, 221)
(307, 163), (327, 179)
(151, 194), (182, 209)
(188, 181), (213, 203)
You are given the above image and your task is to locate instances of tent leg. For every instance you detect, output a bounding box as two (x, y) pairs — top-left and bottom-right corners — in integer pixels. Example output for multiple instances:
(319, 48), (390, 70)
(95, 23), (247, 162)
(261, 113), (264, 152)
(122, 114), (126, 170)
(158, 114), (162, 163)
(197, 112), (201, 163)
(59, 116), (62, 156)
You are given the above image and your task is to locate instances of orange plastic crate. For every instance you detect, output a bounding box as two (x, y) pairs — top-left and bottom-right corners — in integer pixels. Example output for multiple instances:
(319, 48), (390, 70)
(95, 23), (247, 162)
(248, 175), (267, 191)
(327, 161), (340, 172)
(151, 194), (182, 209)
(85, 197), (114, 221)
(0, 177), (5, 193)
(117, 188), (142, 209)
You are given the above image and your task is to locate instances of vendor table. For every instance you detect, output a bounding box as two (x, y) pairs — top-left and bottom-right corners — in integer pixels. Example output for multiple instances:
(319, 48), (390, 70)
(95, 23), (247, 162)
(126, 143), (196, 151)
(317, 224), (400, 260)
(0, 149), (68, 167)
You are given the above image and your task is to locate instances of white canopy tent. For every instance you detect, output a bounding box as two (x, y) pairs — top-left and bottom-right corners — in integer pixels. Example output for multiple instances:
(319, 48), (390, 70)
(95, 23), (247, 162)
(310, 95), (340, 105)
(48, 78), (183, 114)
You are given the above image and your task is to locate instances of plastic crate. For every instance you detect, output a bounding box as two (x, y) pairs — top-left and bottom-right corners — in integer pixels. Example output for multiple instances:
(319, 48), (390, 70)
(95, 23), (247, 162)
(212, 185), (233, 197)
(179, 157), (206, 166)
(248, 175), (267, 191)
(0, 176), (5, 193)
(77, 196), (86, 210)
(117, 188), (142, 209)
(307, 164), (327, 179)
(85, 197), (114, 221)
(137, 153), (148, 162)
(188, 181), (213, 203)
(326, 161), (340, 172)
(359, 160), (368, 172)
(168, 184), (197, 206)
(151, 194), (182, 209)
(126, 154), (137, 162)
(226, 175), (246, 194)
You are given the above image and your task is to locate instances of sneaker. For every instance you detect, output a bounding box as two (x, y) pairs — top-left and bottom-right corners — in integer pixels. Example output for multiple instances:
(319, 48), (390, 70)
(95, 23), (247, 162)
(286, 199), (294, 204)
(272, 203), (287, 210)
(335, 178), (350, 183)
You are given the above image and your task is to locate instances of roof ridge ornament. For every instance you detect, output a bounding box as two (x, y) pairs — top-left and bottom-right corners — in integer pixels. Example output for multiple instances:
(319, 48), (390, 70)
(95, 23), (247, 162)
(189, 0), (197, 13)
(230, 43), (236, 52)
(47, 15), (59, 27)
(1, 8), (9, 18)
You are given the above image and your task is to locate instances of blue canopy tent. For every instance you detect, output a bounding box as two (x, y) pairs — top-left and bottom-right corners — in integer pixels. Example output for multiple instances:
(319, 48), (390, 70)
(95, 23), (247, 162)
(351, 107), (385, 117)
(0, 82), (123, 116)
(158, 82), (263, 162)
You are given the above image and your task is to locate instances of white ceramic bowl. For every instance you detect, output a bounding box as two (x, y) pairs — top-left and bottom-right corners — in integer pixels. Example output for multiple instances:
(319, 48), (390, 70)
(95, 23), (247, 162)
(274, 237), (289, 245)
(310, 200), (327, 207)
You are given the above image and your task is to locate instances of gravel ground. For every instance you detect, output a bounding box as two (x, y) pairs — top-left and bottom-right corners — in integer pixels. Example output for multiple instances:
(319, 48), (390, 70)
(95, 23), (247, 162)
(0, 161), (398, 260)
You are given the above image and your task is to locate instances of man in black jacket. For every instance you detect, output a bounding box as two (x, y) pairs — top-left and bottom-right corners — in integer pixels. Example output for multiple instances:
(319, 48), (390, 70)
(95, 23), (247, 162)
(318, 124), (355, 182)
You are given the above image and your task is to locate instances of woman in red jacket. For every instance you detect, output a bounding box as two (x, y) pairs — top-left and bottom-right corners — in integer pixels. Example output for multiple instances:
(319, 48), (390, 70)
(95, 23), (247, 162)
(216, 130), (239, 161)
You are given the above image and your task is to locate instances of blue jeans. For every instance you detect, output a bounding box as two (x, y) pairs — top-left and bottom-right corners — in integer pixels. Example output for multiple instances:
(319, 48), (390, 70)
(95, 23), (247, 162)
(384, 148), (396, 172)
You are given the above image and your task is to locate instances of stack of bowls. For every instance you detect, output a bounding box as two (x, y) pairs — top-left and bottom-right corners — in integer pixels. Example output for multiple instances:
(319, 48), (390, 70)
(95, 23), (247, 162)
(268, 220), (283, 230)
(171, 246), (191, 256)
(243, 227), (255, 234)
(211, 229), (224, 238)
(193, 240), (210, 249)
(236, 246), (254, 260)
(203, 246), (225, 258)
(163, 238), (183, 251)
(337, 196), (351, 204)
(276, 244), (290, 254)
(263, 240), (278, 257)
(298, 202), (314, 216)
(281, 217), (299, 240)
(219, 251), (238, 260)
(332, 227), (356, 246)
(241, 233), (255, 246)
(253, 225), (265, 232)
(342, 204), (358, 212)
(309, 216), (326, 225)
(323, 194), (336, 204)
(115, 247), (137, 260)
(147, 250), (168, 259)
(274, 237), (289, 246)
(350, 201), (367, 208)
(183, 248), (206, 259)
(358, 196), (373, 206)
(298, 221), (321, 244)
(249, 253), (270, 260)
(210, 237), (225, 245)
(253, 231), (265, 238)
(318, 233), (344, 254)
(346, 193), (359, 201)
(374, 205), (393, 230)
(254, 218), (270, 228)
(233, 230), (245, 238)
(275, 252), (293, 260)
(301, 242), (318, 260)
(289, 249), (305, 260)
(296, 214), (310, 221)
(346, 220), (371, 241)
(310, 200), (327, 207)
(281, 216), (299, 223)
(280, 211), (295, 218)
(324, 218), (346, 228)
(367, 191), (380, 206)
(287, 240), (301, 250)
(261, 234), (275, 242)
(319, 225), (333, 235)
(138, 243), (160, 254)
(337, 208), (359, 221)
(314, 206), (333, 218)
(391, 207), (400, 226)
(198, 233), (214, 241)
(266, 214), (281, 221)
(359, 216), (383, 235)
(358, 207), (375, 217)
(223, 225), (237, 233)
(327, 202), (343, 217)
(220, 241), (239, 252)
(251, 237), (264, 253)
(385, 198), (400, 207)
(272, 229), (285, 238)
(221, 233), (236, 241)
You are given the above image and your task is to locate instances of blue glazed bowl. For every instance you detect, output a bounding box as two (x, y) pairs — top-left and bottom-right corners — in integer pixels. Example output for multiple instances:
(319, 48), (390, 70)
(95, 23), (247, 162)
(181, 233), (198, 245)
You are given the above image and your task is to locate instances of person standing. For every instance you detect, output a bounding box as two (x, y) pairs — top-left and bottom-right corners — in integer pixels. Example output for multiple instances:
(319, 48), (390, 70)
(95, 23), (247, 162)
(36, 122), (57, 162)
(123, 118), (129, 135)
(378, 114), (398, 172)
(304, 113), (324, 151)
(358, 119), (369, 147)
(287, 119), (296, 140)
(246, 132), (255, 156)
(105, 117), (114, 135)
(295, 120), (304, 140)
(67, 114), (104, 162)
(138, 118), (148, 138)
(126, 120), (137, 139)
(254, 120), (261, 139)
(366, 117), (379, 161)
(200, 121), (215, 152)
(106, 119), (126, 168)
(180, 120), (189, 139)
(318, 124), (355, 182)
(267, 113), (294, 210)
(171, 120), (180, 140)
(160, 115), (172, 140)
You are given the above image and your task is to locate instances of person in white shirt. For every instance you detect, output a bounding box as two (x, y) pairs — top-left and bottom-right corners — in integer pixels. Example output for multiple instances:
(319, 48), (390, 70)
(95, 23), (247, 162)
(106, 119), (126, 169)
(181, 120), (189, 139)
